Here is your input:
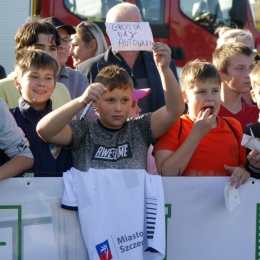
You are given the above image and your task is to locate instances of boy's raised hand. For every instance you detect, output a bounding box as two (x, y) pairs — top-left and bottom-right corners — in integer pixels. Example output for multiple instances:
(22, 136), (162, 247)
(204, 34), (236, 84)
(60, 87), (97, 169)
(79, 83), (107, 106)
(191, 108), (218, 139)
(152, 42), (171, 70)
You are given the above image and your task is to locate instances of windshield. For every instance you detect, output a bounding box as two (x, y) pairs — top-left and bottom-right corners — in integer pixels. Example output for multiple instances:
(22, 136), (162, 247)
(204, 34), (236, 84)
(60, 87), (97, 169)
(180, 0), (234, 29)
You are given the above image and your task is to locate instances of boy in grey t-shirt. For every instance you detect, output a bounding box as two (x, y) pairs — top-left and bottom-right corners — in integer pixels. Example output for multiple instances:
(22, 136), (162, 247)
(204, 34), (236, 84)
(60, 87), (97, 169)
(37, 43), (184, 172)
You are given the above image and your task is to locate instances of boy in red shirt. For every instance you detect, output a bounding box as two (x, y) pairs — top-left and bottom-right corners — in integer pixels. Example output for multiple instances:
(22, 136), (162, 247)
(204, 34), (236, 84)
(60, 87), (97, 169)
(212, 43), (258, 130)
(154, 59), (249, 188)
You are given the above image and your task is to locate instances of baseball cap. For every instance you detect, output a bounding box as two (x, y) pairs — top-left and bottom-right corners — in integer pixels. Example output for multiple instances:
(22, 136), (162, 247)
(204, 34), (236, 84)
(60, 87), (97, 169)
(132, 88), (151, 101)
(44, 17), (76, 35)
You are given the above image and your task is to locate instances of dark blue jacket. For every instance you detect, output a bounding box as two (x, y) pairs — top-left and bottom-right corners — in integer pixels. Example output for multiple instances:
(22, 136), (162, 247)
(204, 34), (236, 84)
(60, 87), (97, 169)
(10, 97), (73, 177)
(77, 47), (179, 113)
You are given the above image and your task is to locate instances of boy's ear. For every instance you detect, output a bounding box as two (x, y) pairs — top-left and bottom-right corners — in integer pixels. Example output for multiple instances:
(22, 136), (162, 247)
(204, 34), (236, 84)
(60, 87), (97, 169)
(182, 90), (189, 103)
(250, 88), (257, 103)
(13, 76), (22, 91)
(218, 70), (228, 82)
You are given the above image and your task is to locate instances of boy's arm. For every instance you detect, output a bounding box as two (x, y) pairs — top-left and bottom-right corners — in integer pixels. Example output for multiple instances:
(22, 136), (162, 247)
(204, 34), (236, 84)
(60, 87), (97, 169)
(155, 109), (217, 175)
(0, 156), (34, 180)
(0, 99), (34, 180)
(37, 83), (106, 146)
(150, 43), (184, 139)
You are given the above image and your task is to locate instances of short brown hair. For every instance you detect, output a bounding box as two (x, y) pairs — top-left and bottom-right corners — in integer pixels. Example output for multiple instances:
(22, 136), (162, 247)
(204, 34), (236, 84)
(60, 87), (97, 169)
(94, 65), (133, 91)
(180, 59), (221, 91)
(15, 49), (60, 79)
(212, 43), (253, 73)
(250, 62), (260, 90)
(15, 16), (60, 53)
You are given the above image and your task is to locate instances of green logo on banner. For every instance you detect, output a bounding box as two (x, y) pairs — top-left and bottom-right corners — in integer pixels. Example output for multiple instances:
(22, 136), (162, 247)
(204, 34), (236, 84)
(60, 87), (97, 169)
(164, 204), (171, 260)
(256, 204), (260, 260)
(0, 205), (22, 260)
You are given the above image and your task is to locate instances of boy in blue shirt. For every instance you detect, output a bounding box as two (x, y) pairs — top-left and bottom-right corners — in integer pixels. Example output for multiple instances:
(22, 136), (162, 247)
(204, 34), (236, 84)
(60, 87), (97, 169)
(7, 49), (73, 176)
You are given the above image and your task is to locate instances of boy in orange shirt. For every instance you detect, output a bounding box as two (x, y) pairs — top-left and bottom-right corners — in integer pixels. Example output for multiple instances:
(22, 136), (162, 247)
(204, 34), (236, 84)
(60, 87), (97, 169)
(154, 59), (249, 188)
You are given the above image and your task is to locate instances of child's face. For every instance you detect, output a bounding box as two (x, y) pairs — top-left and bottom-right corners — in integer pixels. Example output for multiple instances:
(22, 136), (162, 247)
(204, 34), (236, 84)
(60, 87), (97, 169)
(221, 54), (254, 94)
(184, 80), (221, 121)
(96, 86), (132, 129)
(15, 67), (56, 111)
(28, 33), (58, 60)
(128, 100), (141, 118)
(251, 86), (260, 109)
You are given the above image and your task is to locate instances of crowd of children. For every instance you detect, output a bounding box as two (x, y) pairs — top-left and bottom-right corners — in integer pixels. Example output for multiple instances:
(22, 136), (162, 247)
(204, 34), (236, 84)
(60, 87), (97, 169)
(1, 2), (260, 192)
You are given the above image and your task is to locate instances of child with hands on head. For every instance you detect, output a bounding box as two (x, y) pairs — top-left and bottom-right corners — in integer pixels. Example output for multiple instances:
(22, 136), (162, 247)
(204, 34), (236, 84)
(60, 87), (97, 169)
(153, 59), (250, 188)
(37, 43), (184, 172)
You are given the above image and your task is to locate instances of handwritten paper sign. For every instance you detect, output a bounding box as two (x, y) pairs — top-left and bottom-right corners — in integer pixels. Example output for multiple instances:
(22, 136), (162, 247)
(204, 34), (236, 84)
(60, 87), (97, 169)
(105, 22), (154, 51)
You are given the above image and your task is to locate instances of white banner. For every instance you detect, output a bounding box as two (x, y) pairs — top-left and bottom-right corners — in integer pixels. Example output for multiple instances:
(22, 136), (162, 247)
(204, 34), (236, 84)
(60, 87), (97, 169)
(0, 176), (259, 260)
(163, 177), (259, 260)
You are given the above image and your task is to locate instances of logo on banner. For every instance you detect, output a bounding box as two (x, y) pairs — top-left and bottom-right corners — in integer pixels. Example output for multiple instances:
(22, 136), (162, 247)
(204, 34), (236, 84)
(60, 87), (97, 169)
(95, 239), (113, 260)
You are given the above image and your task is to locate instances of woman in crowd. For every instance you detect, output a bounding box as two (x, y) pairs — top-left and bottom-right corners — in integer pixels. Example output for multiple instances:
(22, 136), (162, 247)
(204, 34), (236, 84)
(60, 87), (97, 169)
(70, 21), (108, 67)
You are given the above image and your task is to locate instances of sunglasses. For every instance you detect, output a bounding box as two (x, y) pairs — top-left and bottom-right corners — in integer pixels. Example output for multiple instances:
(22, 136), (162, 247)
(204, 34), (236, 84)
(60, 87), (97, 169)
(76, 21), (96, 40)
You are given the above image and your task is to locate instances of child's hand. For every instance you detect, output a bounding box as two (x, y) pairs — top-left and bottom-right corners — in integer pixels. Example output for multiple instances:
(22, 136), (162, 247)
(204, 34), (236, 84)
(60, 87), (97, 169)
(224, 165), (250, 189)
(152, 42), (171, 70)
(247, 150), (260, 168)
(191, 108), (217, 139)
(80, 83), (107, 105)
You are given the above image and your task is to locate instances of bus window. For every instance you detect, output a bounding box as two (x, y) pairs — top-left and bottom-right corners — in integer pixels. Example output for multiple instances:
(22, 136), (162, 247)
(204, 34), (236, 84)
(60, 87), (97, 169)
(63, 0), (167, 38)
(180, 0), (233, 30)
(136, 0), (165, 25)
(64, 0), (124, 21)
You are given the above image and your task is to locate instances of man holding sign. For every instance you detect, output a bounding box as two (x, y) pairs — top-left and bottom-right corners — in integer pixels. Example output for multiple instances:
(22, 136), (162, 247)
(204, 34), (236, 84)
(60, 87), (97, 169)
(77, 2), (179, 114)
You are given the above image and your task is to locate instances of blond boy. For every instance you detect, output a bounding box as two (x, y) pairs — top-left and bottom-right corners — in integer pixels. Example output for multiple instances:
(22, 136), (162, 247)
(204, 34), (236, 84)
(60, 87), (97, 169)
(245, 63), (260, 178)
